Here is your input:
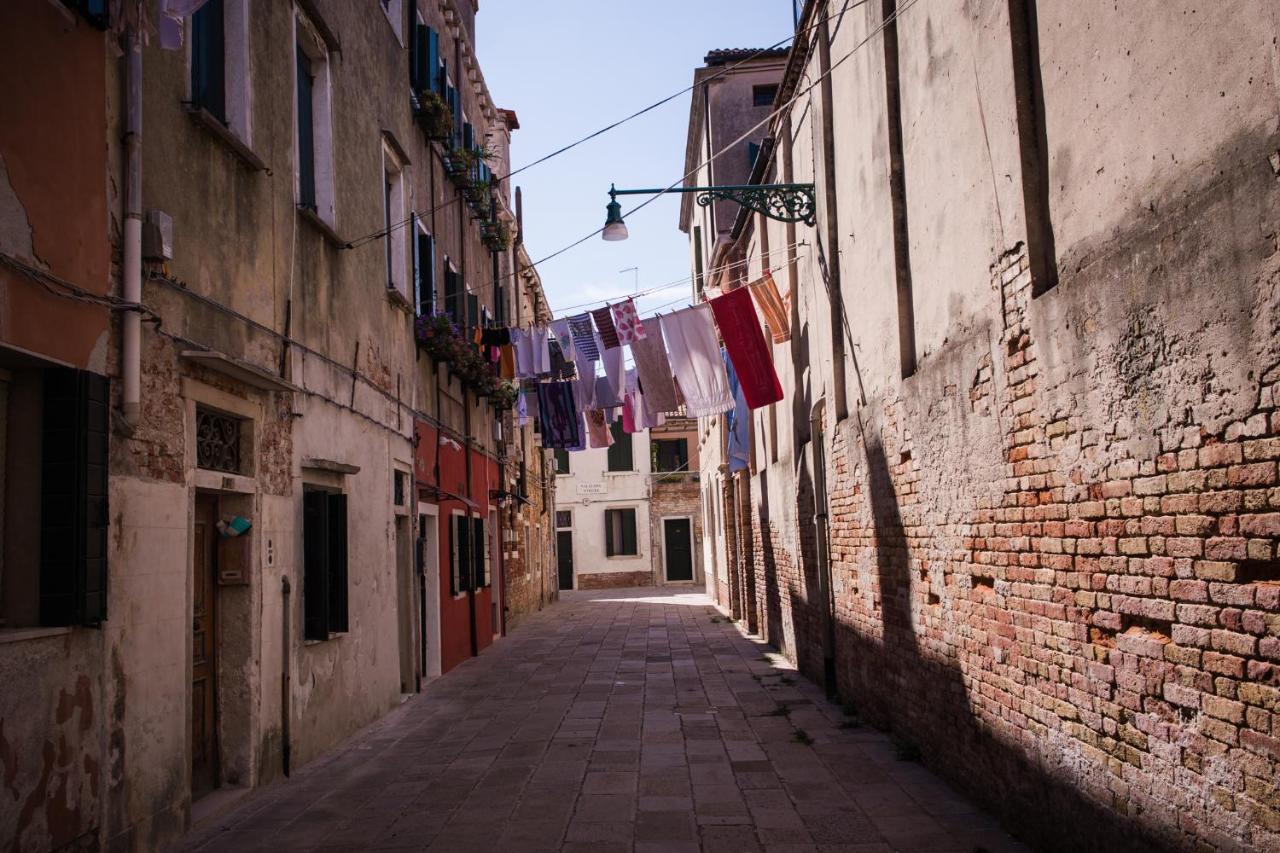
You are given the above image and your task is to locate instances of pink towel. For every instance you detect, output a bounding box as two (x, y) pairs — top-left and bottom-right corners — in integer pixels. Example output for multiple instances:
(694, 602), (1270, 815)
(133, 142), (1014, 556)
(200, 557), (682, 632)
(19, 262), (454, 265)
(659, 304), (733, 417)
(611, 297), (647, 343)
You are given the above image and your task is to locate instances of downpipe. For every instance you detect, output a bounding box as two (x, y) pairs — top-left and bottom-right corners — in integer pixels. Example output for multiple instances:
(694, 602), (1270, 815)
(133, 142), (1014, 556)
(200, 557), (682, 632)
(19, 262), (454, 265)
(122, 28), (143, 426)
(810, 402), (837, 699)
(281, 577), (292, 777)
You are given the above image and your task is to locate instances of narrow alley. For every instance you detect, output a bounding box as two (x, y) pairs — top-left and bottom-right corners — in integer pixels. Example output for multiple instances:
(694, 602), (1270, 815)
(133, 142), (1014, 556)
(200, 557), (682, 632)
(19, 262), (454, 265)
(176, 588), (1027, 853)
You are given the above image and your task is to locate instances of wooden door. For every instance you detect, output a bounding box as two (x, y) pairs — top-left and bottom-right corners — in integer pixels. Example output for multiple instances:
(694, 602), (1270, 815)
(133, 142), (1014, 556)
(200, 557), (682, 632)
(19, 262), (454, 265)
(556, 531), (574, 590)
(191, 493), (219, 798)
(664, 518), (694, 582)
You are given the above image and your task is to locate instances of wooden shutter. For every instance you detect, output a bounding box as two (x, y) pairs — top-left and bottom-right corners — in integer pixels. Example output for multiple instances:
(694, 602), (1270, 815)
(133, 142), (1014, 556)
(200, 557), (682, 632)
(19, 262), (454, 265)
(40, 368), (108, 626)
(466, 293), (479, 330)
(471, 517), (485, 588)
(303, 490), (329, 640)
(327, 492), (348, 633)
(413, 218), (436, 317)
(191, 0), (227, 123)
(444, 267), (460, 325)
(604, 511), (616, 557)
(296, 45), (316, 210)
(412, 213), (422, 312)
(427, 28), (440, 92)
(607, 421), (632, 471)
(622, 509), (637, 555)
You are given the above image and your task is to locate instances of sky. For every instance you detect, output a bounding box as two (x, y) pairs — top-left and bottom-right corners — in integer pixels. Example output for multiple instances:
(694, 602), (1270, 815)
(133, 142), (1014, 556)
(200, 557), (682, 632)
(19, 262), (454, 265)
(476, 1), (794, 320)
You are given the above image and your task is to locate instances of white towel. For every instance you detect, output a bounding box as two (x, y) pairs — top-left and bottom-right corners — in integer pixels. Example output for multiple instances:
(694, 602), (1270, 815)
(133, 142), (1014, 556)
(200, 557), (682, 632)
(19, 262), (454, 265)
(660, 304), (733, 417)
(531, 327), (552, 375)
(601, 344), (625, 403)
(512, 328), (535, 378)
(550, 319), (576, 362)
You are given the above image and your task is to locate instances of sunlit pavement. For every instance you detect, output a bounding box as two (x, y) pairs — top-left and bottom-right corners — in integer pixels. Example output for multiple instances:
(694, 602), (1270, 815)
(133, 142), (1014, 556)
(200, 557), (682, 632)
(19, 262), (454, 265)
(176, 587), (1029, 852)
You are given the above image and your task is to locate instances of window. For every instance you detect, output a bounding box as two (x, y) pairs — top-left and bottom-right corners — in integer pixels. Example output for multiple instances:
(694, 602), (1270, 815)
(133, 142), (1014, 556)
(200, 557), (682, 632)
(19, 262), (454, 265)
(692, 226), (705, 295)
(1, 366), (108, 629)
(61, 0), (109, 28)
(466, 292), (480, 331)
(303, 488), (348, 640)
(652, 438), (689, 473)
(606, 421), (633, 472)
(555, 510), (572, 529)
(752, 84), (778, 107)
(449, 513), (488, 593)
(189, 0), (251, 141)
(553, 448), (570, 475)
(604, 508), (638, 557)
(443, 262), (461, 325)
(383, 141), (408, 300)
(409, 17), (440, 94)
(412, 215), (435, 316)
(393, 470), (408, 510)
(295, 17), (335, 225)
(195, 407), (242, 473)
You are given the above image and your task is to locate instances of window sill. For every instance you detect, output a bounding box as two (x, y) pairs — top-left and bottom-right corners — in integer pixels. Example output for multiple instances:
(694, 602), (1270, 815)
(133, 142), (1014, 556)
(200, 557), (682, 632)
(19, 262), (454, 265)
(603, 470), (637, 476)
(386, 287), (413, 313)
(297, 205), (345, 248)
(303, 632), (345, 646)
(0, 626), (73, 645)
(186, 106), (268, 172)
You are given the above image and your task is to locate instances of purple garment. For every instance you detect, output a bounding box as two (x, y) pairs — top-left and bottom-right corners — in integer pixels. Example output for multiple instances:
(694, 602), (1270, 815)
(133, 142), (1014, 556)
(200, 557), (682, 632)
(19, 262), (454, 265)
(537, 382), (582, 449)
(568, 313), (600, 361)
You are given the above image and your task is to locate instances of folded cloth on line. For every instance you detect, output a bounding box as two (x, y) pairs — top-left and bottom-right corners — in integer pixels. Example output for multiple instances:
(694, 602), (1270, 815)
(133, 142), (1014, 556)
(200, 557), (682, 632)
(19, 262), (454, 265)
(630, 319), (679, 414)
(536, 382), (581, 449)
(611, 297), (647, 343)
(568, 313), (600, 361)
(749, 272), (790, 343)
(591, 306), (622, 350)
(659, 304), (733, 417)
(586, 410), (614, 449)
(710, 286), (783, 409)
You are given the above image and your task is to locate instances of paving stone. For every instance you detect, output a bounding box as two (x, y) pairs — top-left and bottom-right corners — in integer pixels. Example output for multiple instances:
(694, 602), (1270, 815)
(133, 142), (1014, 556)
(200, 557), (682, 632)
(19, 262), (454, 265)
(172, 589), (1025, 853)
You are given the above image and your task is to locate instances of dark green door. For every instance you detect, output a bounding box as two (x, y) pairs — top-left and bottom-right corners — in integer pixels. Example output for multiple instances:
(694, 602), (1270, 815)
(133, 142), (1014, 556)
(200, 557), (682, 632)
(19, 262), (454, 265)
(556, 530), (574, 590)
(664, 518), (694, 582)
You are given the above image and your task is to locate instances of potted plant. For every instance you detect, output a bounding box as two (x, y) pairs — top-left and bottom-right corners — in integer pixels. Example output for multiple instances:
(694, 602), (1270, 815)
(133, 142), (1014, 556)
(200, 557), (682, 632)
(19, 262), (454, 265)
(413, 89), (453, 141)
(445, 149), (473, 187)
(482, 219), (512, 252)
(488, 380), (519, 410)
(414, 313), (464, 362)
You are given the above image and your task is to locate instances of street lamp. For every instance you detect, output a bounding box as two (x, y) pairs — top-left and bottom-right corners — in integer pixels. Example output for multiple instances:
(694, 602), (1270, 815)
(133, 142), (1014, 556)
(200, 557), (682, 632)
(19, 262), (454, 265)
(601, 181), (817, 242)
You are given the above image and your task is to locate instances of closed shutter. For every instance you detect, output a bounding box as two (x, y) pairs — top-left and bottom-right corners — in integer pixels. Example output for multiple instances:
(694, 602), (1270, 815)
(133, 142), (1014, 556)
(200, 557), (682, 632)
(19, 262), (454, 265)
(327, 492), (348, 632)
(604, 511), (616, 557)
(466, 293), (479, 331)
(40, 368), (109, 626)
(452, 514), (470, 594)
(191, 0), (226, 123)
(427, 28), (440, 91)
(444, 267), (461, 325)
(607, 421), (632, 471)
(414, 226), (436, 317)
(622, 509), (637, 555)
(303, 490), (329, 640)
(296, 45), (316, 210)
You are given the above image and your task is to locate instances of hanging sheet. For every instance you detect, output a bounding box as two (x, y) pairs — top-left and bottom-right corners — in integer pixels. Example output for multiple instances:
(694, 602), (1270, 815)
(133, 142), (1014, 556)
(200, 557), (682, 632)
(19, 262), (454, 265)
(568, 313), (600, 362)
(659, 304), (733, 417)
(749, 272), (790, 343)
(710, 286), (783, 409)
(630, 316), (680, 414)
(591, 306), (622, 350)
(725, 353), (750, 473)
(536, 382), (581, 449)
(611, 297), (647, 343)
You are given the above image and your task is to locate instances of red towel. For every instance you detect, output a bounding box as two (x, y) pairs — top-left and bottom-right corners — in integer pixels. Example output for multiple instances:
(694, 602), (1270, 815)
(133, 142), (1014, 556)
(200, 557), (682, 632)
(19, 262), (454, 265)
(591, 306), (622, 350)
(710, 286), (783, 409)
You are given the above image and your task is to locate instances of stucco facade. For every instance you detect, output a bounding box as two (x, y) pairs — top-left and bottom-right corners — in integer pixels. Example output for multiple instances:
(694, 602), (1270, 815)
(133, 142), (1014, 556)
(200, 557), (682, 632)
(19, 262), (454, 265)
(690, 2), (1280, 851)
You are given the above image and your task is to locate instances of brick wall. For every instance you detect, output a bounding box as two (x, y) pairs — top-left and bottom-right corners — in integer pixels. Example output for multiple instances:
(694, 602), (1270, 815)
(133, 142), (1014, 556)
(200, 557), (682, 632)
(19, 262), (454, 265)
(577, 571), (654, 590)
(741, 149), (1280, 851)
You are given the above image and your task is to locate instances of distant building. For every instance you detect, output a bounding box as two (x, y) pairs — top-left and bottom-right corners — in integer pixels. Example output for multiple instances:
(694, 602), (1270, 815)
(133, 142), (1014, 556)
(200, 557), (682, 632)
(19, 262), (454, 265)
(553, 417), (702, 590)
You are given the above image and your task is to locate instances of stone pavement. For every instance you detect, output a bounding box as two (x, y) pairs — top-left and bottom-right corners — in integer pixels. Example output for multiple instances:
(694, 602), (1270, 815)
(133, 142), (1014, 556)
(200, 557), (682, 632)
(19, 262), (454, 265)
(176, 587), (1031, 852)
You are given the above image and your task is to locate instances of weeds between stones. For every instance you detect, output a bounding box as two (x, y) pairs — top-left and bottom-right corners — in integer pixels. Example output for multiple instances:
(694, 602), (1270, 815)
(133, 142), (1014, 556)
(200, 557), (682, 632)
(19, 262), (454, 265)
(792, 728), (814, 746)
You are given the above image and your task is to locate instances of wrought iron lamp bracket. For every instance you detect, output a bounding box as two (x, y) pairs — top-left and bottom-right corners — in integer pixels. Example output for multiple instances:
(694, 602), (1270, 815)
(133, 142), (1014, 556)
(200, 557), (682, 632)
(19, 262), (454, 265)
(693, 184), (816, 226)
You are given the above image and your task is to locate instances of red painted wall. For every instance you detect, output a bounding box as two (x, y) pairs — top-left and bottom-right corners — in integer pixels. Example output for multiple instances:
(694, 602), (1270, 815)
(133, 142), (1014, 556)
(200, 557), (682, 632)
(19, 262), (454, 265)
(414, 418), (499, 674)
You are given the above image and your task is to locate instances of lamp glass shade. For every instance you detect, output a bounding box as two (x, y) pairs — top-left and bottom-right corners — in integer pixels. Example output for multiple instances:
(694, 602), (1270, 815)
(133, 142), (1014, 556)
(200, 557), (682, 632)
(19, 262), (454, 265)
(602, 199), (628, 241)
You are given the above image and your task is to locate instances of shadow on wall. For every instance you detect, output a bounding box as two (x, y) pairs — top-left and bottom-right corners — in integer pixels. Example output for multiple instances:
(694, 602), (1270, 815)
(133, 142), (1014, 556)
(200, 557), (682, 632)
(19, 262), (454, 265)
(827, 429), (1170, 853)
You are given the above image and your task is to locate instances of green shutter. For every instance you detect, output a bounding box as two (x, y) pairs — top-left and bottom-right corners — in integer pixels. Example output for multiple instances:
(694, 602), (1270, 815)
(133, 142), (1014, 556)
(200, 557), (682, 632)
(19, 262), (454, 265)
(622, 510), (637, 555)
(303, 490), (329, 640)
(607, 421), (632, 471)
(327, 493), (348, 632)
(604, 511), (615, 557)
(471, 517), (485, 588)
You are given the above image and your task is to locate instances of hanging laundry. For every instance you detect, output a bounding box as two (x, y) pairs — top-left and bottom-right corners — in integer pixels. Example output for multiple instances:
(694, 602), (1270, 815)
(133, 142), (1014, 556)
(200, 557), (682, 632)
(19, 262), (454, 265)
(548, 338), (575, 380)
(569, 413), (589, 452)
(499, 344), (516, 380)
(586, 410), (614, 448)
(591, 306), (622, 350)
(515, 387), (530, 427)
(710, 286), (783, 409)
(660, 304), (733, 417)
(621, 397), (637, 433)
(480, 327), (511, 348)
(601, 344), (625, 403)
(510, 328), (534, 378)
(594, 375), (621, 409)
(531, 326), (552, 376)
(550, 318), (576, 362)
(631, 320), (680, 414)
(574, 365), (598, 410)
(536, 382), (581, 449)
(749, 272), (790, 343)
(611, 297), (647, 343)
(568, 313), (600, 361)
(725, 352), (750, 473)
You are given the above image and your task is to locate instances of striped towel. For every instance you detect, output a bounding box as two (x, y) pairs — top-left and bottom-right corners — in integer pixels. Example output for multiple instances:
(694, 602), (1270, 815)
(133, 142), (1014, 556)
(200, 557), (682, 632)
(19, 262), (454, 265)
(749, 272), (790, 343)
(591, 306), (622, 350)
(568, 313), (600, 361)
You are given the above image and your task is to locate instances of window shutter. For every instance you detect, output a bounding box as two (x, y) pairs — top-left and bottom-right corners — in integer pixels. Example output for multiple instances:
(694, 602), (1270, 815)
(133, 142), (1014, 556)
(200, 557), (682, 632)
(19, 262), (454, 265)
(40, 368), (109, 626)
(444, 267), (460, 325)
(303, 490), (329, 640)
(471, 517), (485, 588)
(296, 45), (317, 210)
(457, 515), (471, 592)
(191, 0), (227, 124)
(327, 492), (348, 633)
(605, 511), (615, 557)
(607, 421), (632, 472)
(747, 141), (760, 169)
(411, 214), (422, 312)
(428, 28), (441, 92)
(466, 293), (479, 331)
(423, 233), (436, 315)
(623, 509), (637, 555)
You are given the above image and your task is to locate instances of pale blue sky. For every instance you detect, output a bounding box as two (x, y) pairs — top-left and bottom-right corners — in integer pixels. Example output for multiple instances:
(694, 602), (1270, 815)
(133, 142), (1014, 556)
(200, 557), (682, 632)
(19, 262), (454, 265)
(477, 1), (794, 319)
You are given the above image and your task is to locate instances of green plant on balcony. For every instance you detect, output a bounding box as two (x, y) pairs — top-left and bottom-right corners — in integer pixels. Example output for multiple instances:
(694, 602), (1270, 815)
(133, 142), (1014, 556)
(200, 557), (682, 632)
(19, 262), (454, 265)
(481, 219), (512, 252)
(488, 380), (519, 410)
(414, 89), (453, 141)
(445, 149), (474, 187)
(414, 312), (465, 362)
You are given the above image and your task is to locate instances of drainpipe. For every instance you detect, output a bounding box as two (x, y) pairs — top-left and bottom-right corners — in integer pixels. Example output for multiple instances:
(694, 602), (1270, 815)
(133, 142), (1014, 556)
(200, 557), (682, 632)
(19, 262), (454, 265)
(122, 29), (143, 426)
(280, 576), (292, 777)
(810, 400), (837, 698)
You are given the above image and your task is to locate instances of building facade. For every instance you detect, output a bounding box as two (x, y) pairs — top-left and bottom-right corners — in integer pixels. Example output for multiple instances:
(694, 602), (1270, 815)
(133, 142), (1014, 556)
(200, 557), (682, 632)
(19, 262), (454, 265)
(0, 0), (548, 850)
(553, 417), (702, 590)
(688, 2), (1280, 851)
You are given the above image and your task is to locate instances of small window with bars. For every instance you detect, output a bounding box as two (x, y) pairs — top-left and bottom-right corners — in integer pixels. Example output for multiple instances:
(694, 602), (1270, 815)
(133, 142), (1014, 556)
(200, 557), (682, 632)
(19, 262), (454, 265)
(195, 407), (242, 474)
(555, 510), (572, 529)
